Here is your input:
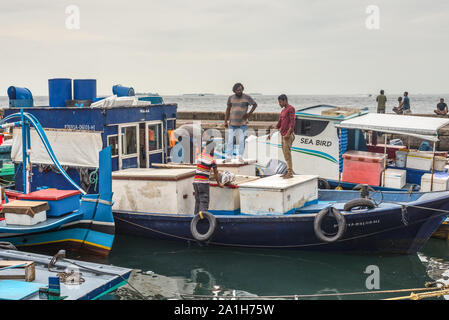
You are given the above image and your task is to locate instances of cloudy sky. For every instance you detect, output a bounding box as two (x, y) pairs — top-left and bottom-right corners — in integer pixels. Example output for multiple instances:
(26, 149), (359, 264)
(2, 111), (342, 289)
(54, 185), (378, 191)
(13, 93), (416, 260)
(0, 0), (448, 96)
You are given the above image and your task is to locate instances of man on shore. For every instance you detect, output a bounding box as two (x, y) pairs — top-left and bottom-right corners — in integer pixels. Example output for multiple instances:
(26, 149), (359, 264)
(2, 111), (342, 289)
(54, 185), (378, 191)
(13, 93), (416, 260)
(434, 98), (448, 116)
(224, 83), (257, 162)
(267, 94), (295, 179)
(376, 90), (387, 113)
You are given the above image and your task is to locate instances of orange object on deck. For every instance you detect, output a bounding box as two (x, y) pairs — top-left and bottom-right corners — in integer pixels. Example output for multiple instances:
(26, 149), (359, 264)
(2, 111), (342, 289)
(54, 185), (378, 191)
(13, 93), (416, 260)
(342, 151), (386, 186)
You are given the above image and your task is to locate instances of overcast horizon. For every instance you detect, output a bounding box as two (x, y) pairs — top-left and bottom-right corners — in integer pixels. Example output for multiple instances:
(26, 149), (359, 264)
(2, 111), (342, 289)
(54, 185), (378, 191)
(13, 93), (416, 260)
(1, 0), (448, 96)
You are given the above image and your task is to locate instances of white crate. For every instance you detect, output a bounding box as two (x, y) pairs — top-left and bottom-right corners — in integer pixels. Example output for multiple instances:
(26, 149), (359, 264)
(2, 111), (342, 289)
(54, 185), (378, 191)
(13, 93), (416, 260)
(238, 175), (318, 215)
(381, 169), (406, 189)
(112, 168), (196, 214)
(421, 173), (449, 192)
(406, 152), (433, 171)
(5, 211), (46, 226)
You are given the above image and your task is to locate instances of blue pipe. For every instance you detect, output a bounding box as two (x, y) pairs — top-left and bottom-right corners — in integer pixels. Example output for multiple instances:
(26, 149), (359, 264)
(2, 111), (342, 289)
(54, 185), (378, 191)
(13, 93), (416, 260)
(1, 111), (86, 194)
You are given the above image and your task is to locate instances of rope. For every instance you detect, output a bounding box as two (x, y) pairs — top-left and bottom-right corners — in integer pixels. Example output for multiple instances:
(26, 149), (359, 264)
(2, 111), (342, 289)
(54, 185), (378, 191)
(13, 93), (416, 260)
(180, 284), (449, 300)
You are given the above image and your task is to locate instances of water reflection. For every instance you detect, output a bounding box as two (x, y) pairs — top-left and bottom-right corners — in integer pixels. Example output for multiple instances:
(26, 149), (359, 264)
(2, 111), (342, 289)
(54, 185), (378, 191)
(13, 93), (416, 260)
(104, 235), (449, 300)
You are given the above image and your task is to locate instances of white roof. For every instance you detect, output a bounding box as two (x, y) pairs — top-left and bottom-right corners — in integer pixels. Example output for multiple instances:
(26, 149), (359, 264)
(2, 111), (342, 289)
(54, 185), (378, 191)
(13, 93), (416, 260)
(335, 113), (449, 142)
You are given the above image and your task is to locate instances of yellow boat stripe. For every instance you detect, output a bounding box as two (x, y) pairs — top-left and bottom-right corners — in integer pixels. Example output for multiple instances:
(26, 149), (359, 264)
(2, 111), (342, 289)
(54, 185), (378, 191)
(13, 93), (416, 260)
(19, 239), (111, 250)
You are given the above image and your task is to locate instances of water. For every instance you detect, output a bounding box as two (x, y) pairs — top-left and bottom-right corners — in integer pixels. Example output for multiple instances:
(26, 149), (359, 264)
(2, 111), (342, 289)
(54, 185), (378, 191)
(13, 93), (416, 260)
(51, 235), (448, 300)
(1, 93), (448, 114)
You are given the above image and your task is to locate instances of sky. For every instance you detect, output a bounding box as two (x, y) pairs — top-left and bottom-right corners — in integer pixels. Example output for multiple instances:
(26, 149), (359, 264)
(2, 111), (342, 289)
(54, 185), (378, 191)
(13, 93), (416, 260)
(0, 0), (448, 96)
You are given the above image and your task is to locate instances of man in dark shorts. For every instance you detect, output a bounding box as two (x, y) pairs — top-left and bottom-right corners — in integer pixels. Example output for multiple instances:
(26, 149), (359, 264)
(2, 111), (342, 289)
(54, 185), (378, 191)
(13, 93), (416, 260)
(224, 83), (257, 162)
(193, 140), (223, 215)
(434, 98), (448, 116)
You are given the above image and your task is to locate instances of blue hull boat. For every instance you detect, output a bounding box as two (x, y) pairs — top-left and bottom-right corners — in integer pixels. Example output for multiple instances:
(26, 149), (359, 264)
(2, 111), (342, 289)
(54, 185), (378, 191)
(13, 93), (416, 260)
(0, 111), (115, 257)
(113, 190), (449, 255)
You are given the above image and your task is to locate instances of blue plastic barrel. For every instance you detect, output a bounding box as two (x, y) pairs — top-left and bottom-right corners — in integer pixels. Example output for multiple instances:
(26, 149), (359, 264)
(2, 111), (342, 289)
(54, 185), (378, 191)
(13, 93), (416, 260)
(112, 85), (135, 97)
(48, 78), (72, 107)
(74, 79), (96, 101)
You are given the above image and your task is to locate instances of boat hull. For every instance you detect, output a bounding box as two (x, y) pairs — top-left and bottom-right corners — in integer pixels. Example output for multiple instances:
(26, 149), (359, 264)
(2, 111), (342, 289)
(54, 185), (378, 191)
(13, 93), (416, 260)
(113, 192), (449, 255)
(0, 220), (115, 257)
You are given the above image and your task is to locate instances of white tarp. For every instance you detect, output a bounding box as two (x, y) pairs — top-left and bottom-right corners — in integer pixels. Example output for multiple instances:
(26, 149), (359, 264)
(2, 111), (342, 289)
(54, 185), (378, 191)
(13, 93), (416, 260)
(335, 113), (449, 142)
(11, 128), (103, 168)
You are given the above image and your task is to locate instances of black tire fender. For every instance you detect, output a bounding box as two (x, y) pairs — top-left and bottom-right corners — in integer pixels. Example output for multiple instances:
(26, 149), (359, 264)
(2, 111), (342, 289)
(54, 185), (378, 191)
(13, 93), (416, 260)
(343, 198), (376, 211)
(314, 207), (346, 243)
(318, 178), (331, 189)
(190, 211), (217, 242)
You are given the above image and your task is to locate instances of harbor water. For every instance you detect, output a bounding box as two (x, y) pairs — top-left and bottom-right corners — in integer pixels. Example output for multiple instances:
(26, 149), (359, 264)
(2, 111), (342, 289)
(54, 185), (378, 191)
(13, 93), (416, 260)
(24, 234), (449, 300)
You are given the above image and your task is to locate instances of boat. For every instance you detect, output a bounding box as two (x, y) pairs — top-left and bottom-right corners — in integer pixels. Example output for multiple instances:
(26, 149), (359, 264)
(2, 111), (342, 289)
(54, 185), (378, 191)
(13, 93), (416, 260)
(0, 249), (132, 300)
(111, 166), (449, 255)
(0, 110), (115, 256)
(245, 105), (449, 193)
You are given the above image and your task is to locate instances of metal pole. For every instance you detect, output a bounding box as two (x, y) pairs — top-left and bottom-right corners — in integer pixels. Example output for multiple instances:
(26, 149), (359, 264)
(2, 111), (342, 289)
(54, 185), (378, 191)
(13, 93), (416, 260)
(383, 134), (387, 187)
(21, 109), (27, 194)
(431, 141), (436, 192)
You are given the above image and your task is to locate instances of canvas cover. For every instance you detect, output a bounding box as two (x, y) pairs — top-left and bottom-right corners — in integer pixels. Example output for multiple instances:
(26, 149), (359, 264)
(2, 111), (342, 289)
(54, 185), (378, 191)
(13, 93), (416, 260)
(336, 113), (449, 142)
(11, 128), (102, 168)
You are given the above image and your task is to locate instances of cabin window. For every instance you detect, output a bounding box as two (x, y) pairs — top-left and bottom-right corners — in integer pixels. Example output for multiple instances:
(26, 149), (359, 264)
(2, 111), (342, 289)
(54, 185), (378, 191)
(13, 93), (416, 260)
(107, 135), (119, 157)
(121, 126), (137, 155)
(294, 119), (329, 137)
(148, 123), (162, 152)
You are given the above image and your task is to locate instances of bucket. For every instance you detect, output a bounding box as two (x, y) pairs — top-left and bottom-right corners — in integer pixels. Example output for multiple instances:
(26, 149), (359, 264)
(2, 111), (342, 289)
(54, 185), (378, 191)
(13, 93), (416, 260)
(74, 79), (96, 101)
(48, 78), (72, 107)
(112, 85), (135, 97)
(395, 150), (407, 168)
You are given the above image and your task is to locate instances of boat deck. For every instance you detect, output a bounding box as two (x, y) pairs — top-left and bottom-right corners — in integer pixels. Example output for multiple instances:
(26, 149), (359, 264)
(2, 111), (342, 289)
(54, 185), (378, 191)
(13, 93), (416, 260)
(0, 249), (133, 300)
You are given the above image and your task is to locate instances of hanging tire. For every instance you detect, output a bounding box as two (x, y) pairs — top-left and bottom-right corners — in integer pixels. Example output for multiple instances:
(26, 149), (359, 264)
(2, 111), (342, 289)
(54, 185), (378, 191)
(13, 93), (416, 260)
(314, 207), (346, 243)
(190, 211), (217, 242)
(318, 178), (331, 189)
(343, 198), (376, 211)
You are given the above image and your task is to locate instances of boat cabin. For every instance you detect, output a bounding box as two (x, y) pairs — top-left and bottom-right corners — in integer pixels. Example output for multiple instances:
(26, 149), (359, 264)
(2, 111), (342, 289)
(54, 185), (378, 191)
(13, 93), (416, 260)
(4, 103), (177, 192)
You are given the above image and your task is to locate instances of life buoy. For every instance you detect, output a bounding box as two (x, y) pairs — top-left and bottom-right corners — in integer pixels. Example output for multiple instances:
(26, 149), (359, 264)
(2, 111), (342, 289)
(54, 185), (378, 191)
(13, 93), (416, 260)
(190, 211), (217, 242)
(314, 207), (346, 243)
(343, 198), (376, 211)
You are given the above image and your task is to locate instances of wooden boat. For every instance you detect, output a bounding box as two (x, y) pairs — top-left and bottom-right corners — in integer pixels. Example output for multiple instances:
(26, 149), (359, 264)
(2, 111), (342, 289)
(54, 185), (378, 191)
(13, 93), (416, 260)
(112, 170), (449, 255)
(0, 249), (132, 300)
(0, 111), (115, 256)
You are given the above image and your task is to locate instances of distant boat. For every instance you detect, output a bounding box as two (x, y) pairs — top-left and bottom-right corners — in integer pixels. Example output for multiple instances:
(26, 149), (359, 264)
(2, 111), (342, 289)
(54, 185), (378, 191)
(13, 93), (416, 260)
(182, 93), (215, 97)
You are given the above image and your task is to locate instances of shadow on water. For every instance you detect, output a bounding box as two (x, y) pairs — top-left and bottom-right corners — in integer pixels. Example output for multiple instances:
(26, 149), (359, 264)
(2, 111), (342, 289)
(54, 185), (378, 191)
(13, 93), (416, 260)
(100, 235), (449, 300)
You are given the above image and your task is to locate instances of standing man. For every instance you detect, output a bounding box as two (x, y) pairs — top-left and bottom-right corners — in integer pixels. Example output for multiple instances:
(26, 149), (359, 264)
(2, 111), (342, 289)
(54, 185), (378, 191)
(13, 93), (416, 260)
(376, 90), (387, 113)
(397, 91), (412, 114)
(224, 83), (257, 162)
(267, 94), (295, 179)
(193, 139), (223, 215)
(434, 98), (448, 116)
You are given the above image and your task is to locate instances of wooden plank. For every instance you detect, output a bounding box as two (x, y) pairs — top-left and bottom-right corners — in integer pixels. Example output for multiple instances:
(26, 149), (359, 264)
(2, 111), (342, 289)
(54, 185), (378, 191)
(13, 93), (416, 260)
(0, 260), (35, 282)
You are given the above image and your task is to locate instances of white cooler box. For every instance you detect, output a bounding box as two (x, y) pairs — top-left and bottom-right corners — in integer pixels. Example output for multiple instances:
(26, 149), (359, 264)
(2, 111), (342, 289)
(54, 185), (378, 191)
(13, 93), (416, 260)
(209, 176), (259, 215)
(381, 169), (406, 189)
(406, 152), (447, 171)
(2, 200), (49, 226)
(112, 168), (196, 214)
(420, 172), (449, 192)
(238, 174), (318, 215)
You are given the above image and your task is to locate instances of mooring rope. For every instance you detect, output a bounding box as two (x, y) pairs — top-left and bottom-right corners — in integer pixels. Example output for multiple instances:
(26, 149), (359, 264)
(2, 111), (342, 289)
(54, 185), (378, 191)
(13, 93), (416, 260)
(179, 283), (449, 300)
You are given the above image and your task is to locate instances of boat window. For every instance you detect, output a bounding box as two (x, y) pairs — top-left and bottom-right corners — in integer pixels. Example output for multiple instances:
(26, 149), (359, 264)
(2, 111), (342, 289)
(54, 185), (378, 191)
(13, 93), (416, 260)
(294, 119), (329, 137)
(148, 123), (162, 152)
(121, 126), (137, 155)
(107, 135), (119, 157)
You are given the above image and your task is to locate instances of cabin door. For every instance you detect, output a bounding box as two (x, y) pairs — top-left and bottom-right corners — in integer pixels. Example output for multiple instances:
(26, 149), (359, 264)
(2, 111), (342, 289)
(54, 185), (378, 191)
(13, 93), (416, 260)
(145, 121), (164, 168)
